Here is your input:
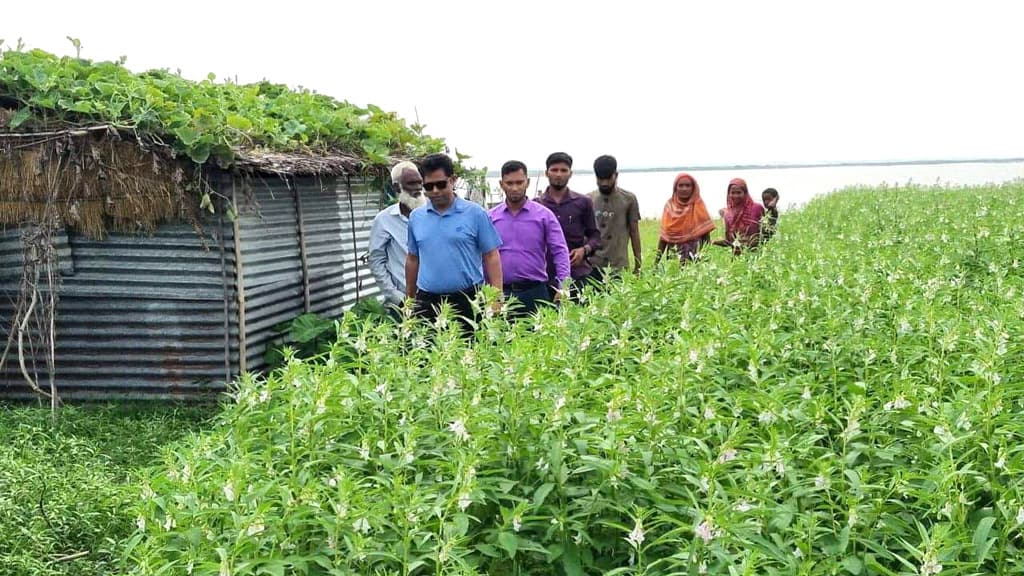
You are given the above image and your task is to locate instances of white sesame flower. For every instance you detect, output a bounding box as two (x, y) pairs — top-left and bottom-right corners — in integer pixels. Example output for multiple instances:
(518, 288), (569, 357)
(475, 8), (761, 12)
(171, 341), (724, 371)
(1016, 507), (1024, 525)
(626, 518), (645, 548)
(934, 425), (954, 443)
(995, 456), (1006, 470)
(843, 418), (861, 440)
(579, 337), (591, 351)
(885, 396), (911, 411)
(898, 319), (912, 335)
(793, 547), (803, 558)
(246, 520), (265, 536)
(699, 561), (707, 575)
(758, 411), (777, 426)
(512, 515), (522, 532)
(695, 519), (718, 544)
(352, 517), (371, 534)
(358, 444), (370, 460)
(688, 349), (700, 364)
(136, 516), (146, 531)
(717, 449), (738, 464)
(448, 419), (470, 442)
(956, 413), (972, 431)
(554, 396), (566, 412)
(704, 406), (715, 420)
(258, 389), (270, 403)
(163, 515), (176, 531)
(458, 492), (472, 511)
(328, 477), (338, 488)
(223, 481), (236, 502)
(919, 556), (942, 575)
(606, 406), (622, 423)
(801, 387), (812, 400)
(734, 500), (755, 513)
(699, 476), (710, 492)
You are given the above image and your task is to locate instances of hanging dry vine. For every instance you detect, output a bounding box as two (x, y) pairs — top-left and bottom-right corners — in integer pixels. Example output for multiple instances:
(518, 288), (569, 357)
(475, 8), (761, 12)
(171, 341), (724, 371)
(0, 146), (64, 415)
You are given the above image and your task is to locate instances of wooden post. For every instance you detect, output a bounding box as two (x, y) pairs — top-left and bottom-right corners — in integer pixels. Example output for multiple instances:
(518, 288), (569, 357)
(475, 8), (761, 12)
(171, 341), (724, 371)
(345, 175), (361, 300)
(231, 183), (247, 374)
(291, 177), (311, 314)
(217, 204), (232, 383)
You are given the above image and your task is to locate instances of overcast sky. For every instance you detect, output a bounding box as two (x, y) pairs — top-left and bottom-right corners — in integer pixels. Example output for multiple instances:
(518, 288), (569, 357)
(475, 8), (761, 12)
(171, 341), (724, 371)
(4, 1), (1022, 172)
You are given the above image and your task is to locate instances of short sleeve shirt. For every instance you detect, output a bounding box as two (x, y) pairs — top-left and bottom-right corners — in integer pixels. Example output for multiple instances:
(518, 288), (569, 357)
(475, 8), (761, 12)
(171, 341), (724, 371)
(589, 187), (640, 269)
(407, 197), (502, 294)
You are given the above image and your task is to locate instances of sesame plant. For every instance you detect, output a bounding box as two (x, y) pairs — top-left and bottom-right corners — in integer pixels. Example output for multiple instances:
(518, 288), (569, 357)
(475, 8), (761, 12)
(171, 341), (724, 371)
(127, 182), (1023, 575)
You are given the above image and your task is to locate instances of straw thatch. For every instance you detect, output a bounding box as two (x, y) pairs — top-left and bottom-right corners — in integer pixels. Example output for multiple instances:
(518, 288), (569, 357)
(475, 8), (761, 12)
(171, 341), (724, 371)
(0, 123), (199, 238)
(0, 108), (385, 237)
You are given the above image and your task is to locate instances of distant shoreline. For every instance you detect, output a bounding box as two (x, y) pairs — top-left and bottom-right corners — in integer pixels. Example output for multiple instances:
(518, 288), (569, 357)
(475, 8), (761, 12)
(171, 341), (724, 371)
(485, 157), (1024, 178)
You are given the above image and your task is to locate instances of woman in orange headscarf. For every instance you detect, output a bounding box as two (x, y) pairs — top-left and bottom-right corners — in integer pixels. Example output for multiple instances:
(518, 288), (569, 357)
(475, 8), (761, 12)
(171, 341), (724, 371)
(656, 173), (716, 264)
(713, 177), (765, 253)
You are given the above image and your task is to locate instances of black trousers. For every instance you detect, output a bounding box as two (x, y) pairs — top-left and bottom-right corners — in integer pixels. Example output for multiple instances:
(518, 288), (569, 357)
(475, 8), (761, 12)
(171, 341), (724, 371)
(414, 286), (479, 335)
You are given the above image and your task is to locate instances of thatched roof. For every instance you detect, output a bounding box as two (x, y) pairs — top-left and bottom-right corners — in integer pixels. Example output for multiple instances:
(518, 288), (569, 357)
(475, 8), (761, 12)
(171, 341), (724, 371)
(0, 113), (386, 237)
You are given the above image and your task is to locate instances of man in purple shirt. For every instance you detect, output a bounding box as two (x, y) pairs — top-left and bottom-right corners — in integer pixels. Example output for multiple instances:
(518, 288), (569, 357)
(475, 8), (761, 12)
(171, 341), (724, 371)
(535, 152), (601, 300)
(489, 160), (570, 316)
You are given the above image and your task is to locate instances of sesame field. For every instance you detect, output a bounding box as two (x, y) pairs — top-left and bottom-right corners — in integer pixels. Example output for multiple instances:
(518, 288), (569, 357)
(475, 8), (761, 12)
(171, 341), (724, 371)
(5, 182), (1024, 575)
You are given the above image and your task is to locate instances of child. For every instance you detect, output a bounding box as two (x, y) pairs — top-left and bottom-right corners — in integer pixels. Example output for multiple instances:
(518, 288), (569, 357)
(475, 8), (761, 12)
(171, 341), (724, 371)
(761, 188), (780, 241)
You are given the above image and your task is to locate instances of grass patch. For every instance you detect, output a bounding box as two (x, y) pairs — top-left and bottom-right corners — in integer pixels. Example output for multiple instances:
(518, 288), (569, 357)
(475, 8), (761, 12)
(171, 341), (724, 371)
(0, 403), (215, 576)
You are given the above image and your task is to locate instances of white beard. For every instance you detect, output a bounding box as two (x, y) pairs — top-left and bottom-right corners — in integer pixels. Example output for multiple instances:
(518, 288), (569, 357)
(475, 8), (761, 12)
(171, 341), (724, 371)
(399, 190), (426, 211)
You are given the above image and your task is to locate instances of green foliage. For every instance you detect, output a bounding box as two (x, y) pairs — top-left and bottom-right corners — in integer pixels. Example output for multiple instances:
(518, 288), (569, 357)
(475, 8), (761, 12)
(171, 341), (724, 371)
(127, 182), (1024, 575)
(263, 298), (392, 371)
(0, 404), (213, 576)
(0, 47), (447, 167)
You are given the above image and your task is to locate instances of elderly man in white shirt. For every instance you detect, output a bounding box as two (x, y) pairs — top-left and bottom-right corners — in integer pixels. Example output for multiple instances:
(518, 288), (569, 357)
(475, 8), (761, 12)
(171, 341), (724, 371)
(369, 161), (426, 311)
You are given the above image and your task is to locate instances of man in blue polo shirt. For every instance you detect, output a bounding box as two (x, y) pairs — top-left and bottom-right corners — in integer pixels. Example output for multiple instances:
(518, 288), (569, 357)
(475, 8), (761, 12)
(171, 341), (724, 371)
(405, 153), (503, 333)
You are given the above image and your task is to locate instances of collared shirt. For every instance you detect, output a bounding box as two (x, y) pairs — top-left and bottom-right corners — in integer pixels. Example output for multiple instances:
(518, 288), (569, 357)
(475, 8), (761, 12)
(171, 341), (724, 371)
(536, 188), (601, 279)
(368, 203), (409, 305)
(408, 196), (503, 294)
(590, 187), (641, 270)
(489, 199), (570, 286)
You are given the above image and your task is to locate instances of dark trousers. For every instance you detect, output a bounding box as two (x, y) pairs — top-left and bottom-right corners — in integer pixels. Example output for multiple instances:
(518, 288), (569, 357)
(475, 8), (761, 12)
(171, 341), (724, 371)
(414, 286), (479, 335)
(504, 280), (553, 318)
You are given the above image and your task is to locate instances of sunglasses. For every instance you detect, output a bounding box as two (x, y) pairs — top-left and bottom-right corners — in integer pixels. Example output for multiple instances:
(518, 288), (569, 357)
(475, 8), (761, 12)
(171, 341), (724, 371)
(423, 180), (449, 192)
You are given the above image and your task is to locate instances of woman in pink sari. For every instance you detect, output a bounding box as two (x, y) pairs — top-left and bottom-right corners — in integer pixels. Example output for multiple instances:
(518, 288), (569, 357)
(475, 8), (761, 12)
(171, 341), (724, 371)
(713, 178), (765, 253)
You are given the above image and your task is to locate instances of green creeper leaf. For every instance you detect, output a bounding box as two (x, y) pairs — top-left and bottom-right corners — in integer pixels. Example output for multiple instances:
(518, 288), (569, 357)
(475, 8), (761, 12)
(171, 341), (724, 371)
(186, 142), (210, 164)
(226, 114), (253, 131)
(173, 126), (200, 147)
(8, 108), (31, 129)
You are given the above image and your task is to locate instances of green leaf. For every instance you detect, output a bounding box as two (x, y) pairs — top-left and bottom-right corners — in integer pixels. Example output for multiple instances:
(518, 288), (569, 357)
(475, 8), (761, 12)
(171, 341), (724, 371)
(8, 108), (31, 129)
(186, 143), (211, 164)
(173, 126), (200, 146)
(561, 543), (584, 576)
(452, 513), (470, 538)
(973, 516), (996, 561)
(68, 100), (95, 113)
(497, 531), (518, 559)
(842, 556), (864, 575)
(227, 114), (253, 131)
(533, 482), (555, 507)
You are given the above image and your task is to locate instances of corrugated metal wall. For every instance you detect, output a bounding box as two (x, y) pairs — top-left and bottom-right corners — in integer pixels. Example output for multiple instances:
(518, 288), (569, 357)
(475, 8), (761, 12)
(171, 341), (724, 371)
(237, 175), (382, 374)
(0, 222), (235, 400)
(0, 173), (385, 401)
